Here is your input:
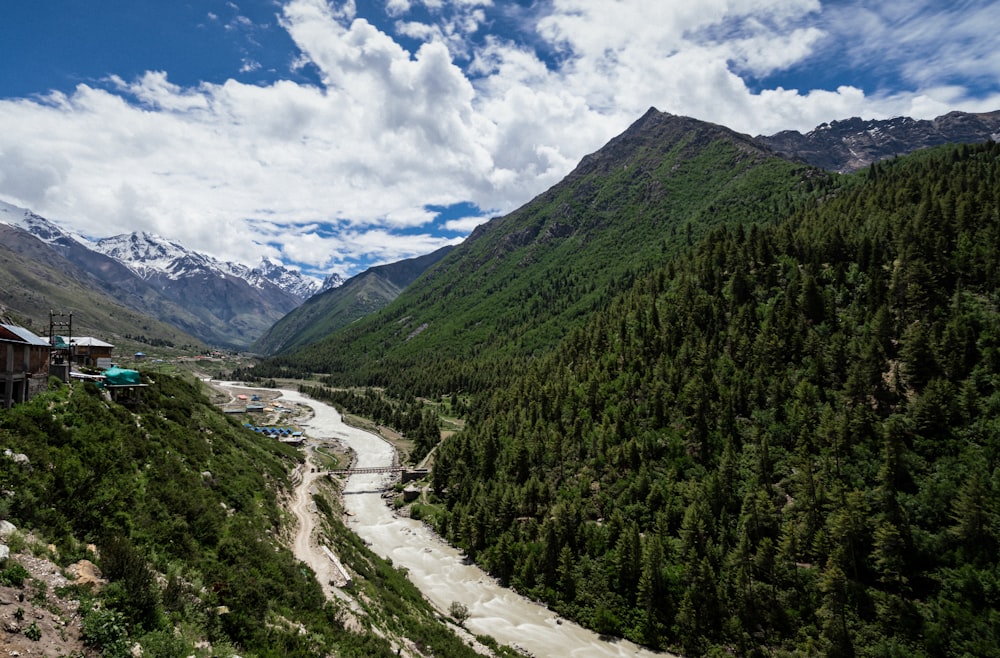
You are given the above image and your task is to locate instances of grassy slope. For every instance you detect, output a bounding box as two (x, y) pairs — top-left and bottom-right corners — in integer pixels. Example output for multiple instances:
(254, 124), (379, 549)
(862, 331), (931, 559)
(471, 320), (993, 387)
(0, 374), (497, 657)
(254, 246), (455, 356)
(271, 113), (827, 396)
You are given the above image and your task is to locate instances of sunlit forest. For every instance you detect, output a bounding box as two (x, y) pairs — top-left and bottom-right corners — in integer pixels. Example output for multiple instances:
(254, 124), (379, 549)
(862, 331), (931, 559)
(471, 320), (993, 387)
(429, 143), (1000, 656)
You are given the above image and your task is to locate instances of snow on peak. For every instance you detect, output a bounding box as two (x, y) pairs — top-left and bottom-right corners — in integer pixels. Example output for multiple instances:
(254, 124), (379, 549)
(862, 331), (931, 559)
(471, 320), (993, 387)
(93, 232), (217, 281)
(245, 257), (322, 299)
(94, 232), (321, 299)
(320, 272), (345, 293)
(2, 198), (321, 299)
(0, 199), (29, 222)
(0, 198), (87, 246)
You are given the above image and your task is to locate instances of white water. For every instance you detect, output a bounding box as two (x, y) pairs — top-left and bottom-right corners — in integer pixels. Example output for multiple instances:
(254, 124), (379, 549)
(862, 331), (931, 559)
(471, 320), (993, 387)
(271, 388), (668, 657)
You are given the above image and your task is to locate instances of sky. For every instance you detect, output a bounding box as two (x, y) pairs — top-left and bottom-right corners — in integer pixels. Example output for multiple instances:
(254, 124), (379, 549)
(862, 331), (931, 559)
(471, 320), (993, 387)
(1, 0), (998, 282)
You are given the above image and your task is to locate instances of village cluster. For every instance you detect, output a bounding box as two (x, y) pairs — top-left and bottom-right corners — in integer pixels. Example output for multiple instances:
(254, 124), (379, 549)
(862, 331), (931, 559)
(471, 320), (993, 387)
(0, 321), (144, 409)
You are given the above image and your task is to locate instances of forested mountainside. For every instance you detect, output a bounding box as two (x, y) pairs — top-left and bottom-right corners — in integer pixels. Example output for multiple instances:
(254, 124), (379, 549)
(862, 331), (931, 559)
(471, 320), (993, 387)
(429, 142), (1000, 656)
(253, 245), (454, 355)
(258, 110), (831, 393)
(0, 376), (487, 657)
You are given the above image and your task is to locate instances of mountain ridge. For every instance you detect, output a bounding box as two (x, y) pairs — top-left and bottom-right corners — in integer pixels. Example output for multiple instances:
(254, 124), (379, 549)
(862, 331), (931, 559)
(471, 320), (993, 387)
(0, 221), (204, 348)
(0, 200), (320, 348)
(252, 245), (454, 355)
(4, 107), (998, 352)
(758, 109), (1000, 172)
(263, 109), (829, 395)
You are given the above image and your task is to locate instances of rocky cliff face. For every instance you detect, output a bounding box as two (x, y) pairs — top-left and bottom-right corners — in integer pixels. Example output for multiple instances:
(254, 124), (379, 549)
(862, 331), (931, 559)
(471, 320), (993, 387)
(758, 110), (1000, 172)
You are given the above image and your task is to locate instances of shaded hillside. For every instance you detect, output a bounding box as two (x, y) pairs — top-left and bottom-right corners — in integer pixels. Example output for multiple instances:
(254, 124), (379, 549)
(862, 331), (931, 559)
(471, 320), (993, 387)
(0, 224), (202, 350)
(253, 245), (454, 355)
(138, 266), (301, 349)
(263, 109), (828, 394)
(431, 142), (1000, 655)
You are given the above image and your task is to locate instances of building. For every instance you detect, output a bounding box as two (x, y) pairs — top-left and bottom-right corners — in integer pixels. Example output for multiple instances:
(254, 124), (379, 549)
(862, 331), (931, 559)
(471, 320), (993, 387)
(67, 336), (114, 367)
(0, 324), (51, 409)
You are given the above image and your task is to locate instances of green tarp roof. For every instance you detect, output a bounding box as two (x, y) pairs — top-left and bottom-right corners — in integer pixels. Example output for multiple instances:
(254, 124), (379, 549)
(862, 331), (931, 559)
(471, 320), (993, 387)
(104, 366), (140, 386)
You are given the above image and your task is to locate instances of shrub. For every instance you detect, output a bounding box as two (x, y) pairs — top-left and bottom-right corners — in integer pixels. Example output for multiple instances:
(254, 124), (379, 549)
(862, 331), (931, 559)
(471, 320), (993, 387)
(82, 607), (130, 657)
(24, 621), (41, 641)
(448, 601), (469, 624)
(0, 561), (29, 586)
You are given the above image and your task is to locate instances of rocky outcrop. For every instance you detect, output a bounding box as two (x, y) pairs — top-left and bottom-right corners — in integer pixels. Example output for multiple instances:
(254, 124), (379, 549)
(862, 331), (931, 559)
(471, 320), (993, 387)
(758, 110), (1000, 173)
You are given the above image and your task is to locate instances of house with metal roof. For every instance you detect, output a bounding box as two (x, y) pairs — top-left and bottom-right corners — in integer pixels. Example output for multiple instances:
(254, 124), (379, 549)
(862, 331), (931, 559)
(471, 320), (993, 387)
(66, 336), (115, 367)
(0, 324), (51, 408)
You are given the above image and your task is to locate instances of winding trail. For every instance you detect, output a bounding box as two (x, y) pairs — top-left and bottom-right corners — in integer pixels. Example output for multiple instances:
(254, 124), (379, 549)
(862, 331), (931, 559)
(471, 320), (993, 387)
(224, 383), (671, 657)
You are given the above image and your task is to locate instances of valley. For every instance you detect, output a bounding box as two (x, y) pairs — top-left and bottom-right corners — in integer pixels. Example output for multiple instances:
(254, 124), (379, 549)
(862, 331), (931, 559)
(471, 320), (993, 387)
(2, 106), (1000, 656)
(210, 379), (674, 657)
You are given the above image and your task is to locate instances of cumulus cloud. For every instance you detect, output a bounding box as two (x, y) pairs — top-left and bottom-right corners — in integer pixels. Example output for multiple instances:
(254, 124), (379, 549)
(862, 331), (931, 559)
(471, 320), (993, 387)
(0, 0), (997, 279)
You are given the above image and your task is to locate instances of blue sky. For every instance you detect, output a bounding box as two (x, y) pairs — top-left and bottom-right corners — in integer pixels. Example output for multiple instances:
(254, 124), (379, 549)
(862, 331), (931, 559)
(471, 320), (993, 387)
(1, 0), (998, 281)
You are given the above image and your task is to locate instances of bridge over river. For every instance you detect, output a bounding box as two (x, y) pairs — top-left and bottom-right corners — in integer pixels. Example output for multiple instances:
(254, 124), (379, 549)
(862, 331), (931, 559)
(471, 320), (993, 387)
(326, 466), (429, 483)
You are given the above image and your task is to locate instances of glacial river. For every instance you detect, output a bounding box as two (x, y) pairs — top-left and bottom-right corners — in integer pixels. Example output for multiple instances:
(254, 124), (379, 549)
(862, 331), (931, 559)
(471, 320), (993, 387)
(277, 388), (670, 658)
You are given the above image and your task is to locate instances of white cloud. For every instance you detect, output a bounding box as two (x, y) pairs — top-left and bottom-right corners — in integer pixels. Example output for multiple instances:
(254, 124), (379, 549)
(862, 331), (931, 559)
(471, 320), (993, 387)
(443, 213), (490, 233)
(0, 0), (996, 280)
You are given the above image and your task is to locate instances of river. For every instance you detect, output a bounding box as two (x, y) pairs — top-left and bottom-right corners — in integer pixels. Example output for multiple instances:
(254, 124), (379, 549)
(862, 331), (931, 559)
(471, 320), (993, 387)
(271, 388), (669, 658)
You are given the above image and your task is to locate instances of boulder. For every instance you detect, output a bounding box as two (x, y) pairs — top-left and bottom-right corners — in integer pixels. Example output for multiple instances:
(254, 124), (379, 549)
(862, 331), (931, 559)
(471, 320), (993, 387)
(67, 559), (105, 588)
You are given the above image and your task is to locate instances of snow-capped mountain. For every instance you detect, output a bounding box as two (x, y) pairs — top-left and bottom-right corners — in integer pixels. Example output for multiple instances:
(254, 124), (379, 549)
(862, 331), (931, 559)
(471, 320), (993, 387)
(239, 257), (322, 300)
(94, 231), (220, 281)
(0, 200), (327, 348)
(0, 199), (83, 247)
(319, 271), (345, 293)
(2, 201), (322, 302)
(92, 232), (320, 301)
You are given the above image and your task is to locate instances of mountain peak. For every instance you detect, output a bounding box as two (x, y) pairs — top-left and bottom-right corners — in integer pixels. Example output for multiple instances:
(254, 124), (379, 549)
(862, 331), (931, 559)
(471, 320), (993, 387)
(94, 232), (206, 280)
(249, 256), (322, 300)
(568, 109), (768, 181)
(0, 199), (83, 247)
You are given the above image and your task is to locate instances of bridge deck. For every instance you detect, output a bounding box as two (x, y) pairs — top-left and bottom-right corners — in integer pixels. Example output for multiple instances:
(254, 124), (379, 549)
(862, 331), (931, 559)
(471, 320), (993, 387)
(328, 466), (406, 476)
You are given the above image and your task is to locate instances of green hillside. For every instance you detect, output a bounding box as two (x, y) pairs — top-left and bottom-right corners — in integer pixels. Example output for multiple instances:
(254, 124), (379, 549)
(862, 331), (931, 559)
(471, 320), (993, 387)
(253, 245), (453, 355)
(0, 375), (490, 657)
(430, 142), (1000, 655)
(260, 110), (832, 396)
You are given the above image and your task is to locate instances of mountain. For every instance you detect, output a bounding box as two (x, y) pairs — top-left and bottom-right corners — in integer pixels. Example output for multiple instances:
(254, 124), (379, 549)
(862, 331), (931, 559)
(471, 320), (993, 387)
(252, 245), (454, 355)
(91, 231), (319, 301)
(318, 271), (346, 293)
(0, 218), (202, 349)
(260, 108), (1000, 386)
(758, 109), (1000, 172)
(431, 140), (1000, 655)
(248, 110), (1000, 653)
(261, 108), (827, 394)
(0, 200), (318, 349)
(248, 257), (322, 299)
(87, 231), (305, 349)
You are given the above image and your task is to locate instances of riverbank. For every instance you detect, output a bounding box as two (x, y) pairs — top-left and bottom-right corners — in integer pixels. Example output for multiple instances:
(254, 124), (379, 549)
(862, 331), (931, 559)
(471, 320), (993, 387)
(270, 386), (673, 658)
